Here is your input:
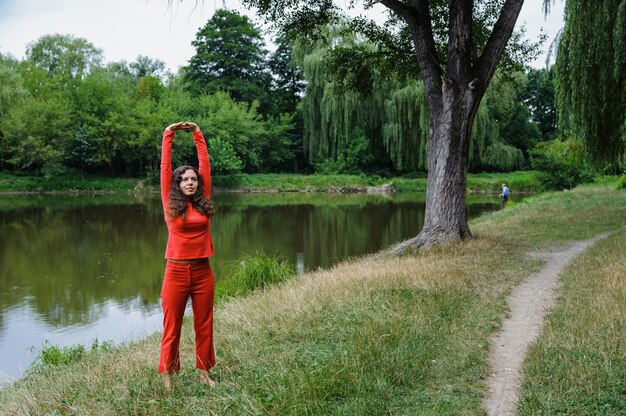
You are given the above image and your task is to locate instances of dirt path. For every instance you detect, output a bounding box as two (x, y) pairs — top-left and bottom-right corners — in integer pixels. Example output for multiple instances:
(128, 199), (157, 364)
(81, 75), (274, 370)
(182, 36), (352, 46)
(483, 233), (611, 416)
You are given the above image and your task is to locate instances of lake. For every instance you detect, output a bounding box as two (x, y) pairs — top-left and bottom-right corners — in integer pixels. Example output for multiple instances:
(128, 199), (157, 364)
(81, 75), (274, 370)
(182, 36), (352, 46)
(0, 191), (507, 383)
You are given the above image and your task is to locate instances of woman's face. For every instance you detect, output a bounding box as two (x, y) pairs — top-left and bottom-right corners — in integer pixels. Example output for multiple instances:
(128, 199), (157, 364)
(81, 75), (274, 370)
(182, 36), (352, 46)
(179, 169), (198, 196)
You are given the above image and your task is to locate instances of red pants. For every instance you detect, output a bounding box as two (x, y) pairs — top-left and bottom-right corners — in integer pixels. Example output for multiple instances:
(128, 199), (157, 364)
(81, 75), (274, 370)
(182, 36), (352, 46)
(158, 260), (216, 374)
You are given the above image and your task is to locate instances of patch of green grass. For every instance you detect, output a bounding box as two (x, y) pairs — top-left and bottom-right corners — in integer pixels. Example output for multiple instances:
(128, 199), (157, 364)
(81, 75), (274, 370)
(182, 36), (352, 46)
(466, 171), (540, 194)
(216, 252), (296, 299)
(389, 177), (428, 192)
(37, 345), (86, 366)
(517, 229), (626, 415)
(614, 172), (626, 190)
(472, 183), (626, 248)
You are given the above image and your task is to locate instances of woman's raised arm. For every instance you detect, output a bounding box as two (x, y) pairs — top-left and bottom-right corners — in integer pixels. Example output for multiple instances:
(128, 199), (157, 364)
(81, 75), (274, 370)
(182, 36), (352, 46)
(187, 122), (211, 197)
(160, 124), (182, 209)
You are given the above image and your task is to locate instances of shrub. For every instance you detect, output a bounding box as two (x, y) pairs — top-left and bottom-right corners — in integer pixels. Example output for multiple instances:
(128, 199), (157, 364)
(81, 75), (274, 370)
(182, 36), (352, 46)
(314, 129), (373, 174)
(208, 137), (244, 175)
(227, 252), (295, 296)
(530, 133), (595, 190)
(38, 344), (85, 366)
(616, 172), (626, 190)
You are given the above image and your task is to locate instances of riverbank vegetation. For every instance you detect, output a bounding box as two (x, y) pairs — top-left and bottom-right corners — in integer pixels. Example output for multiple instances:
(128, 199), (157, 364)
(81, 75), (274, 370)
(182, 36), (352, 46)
(0, 171), (541, 194)
(1, 182), (623, 415)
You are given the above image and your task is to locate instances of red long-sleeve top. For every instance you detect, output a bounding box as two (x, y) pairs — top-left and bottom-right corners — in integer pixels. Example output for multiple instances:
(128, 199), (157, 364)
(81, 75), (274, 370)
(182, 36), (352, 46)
(160, 129), (214, 260)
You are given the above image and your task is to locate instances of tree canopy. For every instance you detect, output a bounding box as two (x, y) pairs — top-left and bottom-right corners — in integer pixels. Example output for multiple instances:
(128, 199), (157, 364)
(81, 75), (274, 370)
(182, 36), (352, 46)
(185, 9), (272, 112)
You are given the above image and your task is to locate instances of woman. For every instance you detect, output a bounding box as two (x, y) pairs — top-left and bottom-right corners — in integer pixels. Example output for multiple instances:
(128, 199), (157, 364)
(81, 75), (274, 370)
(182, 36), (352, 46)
(158, 121), (216, 389)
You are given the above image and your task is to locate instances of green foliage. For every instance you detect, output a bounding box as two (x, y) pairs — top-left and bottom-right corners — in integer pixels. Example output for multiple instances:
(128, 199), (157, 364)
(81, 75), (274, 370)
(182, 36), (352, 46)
(37, 344), (85, 366)
(219, 252), (295, 298)
(466, 171), (541, 194)
(185, 9), (272, 112)
(555, 0), (626, 164)
(1, 96), (72, 176)
(0, 36), (298, 177)
(616, 172), (626, 190)
(33, 339), (114, 369)
(482, 142), (524, 172)
(267, 34), (306, 114)
(207, 137), (244, 175)
(523, 67), (557, 141)
(297, 27), (537, 174)
(499, 101), (541, 157)
(530, 134), (595, 190)
(212, 173), (382, 191)
(129, 55), (165, 78)
(195, 92), (295, 172)
(0, 12), (553, 181)
(0, 173), (141, 192)
(314, 129), (373, 174)
(383, 79), (429, 171)
(0, 54), (27, 119)
(25, 34), (102, 86)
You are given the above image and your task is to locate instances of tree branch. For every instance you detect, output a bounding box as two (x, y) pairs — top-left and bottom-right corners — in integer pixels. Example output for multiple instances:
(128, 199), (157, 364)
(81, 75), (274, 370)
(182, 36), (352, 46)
(447, 0), (474, 83)
(379, 0), (444, 112)
(372, 0), (413, 17)
(475, 0), (525, 94)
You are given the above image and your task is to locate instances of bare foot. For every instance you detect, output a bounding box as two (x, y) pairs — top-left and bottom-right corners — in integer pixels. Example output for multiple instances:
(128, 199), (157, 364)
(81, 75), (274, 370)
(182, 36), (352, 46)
(164, 374), (172, 390)
(199, 369), (216, 386)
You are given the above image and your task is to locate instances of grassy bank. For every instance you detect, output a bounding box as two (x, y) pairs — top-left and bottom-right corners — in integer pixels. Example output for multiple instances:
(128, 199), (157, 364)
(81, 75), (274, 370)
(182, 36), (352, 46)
(0, 173), (142, 193)
(0, 171), (540, 194)
(0, 183), (623, 415)
(214, 171), (540, 194)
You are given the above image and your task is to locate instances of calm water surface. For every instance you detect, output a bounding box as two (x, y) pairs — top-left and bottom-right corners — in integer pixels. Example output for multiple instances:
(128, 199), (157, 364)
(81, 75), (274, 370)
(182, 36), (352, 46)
(0, 191), (508, 382)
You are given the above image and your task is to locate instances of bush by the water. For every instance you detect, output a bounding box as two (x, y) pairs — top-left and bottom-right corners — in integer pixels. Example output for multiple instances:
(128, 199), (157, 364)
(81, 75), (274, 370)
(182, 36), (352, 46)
(530, 134), (595, 190)
(218, 252), (295, 298)
(616, 172), (626, 190)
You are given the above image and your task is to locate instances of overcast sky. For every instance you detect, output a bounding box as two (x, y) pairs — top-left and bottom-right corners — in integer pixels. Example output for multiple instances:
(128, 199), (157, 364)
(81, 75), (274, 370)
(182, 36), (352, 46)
(0, 0), (565, 72)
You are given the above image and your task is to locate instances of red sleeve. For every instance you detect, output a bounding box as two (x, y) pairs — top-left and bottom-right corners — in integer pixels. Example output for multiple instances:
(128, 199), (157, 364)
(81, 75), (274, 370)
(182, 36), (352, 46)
(160, 129), (175, 210)
(193, 130), (211, 197)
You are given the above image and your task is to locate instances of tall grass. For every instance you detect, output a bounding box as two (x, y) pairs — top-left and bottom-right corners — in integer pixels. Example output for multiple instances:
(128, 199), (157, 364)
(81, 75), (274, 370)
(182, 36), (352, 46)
(215, 252), (295, 299)
(517, 229), (626, 415)
(0, 182), (623, 415)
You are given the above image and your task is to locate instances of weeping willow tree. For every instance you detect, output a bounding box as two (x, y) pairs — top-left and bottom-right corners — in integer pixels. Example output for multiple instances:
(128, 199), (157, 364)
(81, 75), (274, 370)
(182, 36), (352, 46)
(296, 30), (386, 168)
(296, 29), (522, 173)
(471, 71), (527, 172)
(553, 0), (626, 165)
(383, 79), (429, 171)
(299, 45), (442, 172)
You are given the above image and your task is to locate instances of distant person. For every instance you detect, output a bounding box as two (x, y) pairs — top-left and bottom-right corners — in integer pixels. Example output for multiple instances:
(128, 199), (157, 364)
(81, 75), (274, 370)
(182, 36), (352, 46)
(158, 121), (216, 390)
(499, 183), (510, 208)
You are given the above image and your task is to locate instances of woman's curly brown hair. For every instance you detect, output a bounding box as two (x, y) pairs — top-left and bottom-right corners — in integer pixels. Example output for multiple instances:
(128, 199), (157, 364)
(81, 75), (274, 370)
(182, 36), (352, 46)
(167, 165), (215, 220)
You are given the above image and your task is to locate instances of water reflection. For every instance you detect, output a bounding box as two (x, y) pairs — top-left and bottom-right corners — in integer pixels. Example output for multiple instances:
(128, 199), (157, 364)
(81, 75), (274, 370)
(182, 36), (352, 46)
(0, 192), (505, 381)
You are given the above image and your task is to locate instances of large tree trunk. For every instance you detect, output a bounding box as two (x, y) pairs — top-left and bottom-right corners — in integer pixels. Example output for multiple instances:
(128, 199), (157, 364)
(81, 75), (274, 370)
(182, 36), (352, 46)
(386, 0), (524, 252)
(393, 84), (477, 252)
